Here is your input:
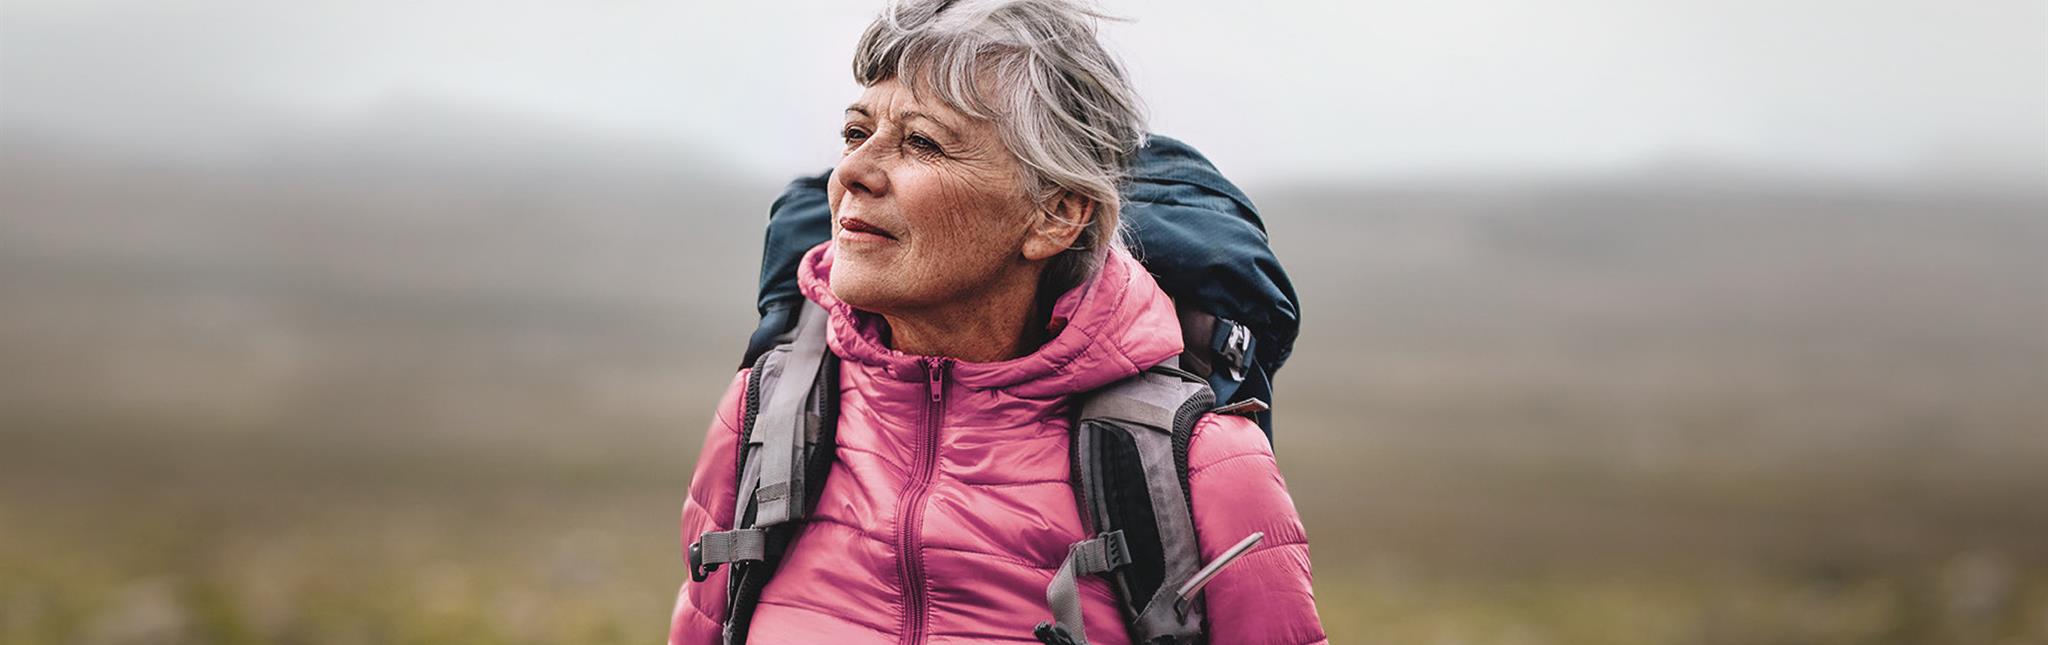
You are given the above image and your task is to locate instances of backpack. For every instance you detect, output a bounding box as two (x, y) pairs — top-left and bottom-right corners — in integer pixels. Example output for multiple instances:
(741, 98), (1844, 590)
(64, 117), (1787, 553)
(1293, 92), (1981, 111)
(694, 134), (1296, 643)
(741, 134), (1299, 439)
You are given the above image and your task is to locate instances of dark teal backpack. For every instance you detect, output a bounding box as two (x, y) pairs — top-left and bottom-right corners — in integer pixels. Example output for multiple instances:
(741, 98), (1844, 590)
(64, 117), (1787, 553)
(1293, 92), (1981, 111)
(740, 134), (1298, 439)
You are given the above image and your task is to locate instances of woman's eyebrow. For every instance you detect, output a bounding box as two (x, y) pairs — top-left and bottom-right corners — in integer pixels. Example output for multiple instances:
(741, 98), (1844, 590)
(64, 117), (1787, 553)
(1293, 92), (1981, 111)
(844, 103), (961, 140)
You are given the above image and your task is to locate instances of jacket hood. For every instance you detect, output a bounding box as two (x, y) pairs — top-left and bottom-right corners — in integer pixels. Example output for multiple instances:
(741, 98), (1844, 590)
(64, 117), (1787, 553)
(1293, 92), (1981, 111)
(796, 241), (1183, 399)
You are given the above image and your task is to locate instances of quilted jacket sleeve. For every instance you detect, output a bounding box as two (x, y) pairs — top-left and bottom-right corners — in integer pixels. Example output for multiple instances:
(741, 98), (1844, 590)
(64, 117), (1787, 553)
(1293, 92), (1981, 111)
(668, 369), (749, 645)
(1186, 412), (1328, 645)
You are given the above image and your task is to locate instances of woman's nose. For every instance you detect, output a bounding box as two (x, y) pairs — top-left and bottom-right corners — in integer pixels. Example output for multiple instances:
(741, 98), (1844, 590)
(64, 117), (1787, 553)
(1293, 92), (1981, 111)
(834, 140), (890, 197)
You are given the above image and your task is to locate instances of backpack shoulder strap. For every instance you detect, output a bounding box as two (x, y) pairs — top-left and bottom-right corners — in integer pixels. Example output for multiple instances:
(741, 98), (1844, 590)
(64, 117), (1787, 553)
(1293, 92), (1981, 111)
(689, 300), (838, 645)
(1037, 361), (1214, 645)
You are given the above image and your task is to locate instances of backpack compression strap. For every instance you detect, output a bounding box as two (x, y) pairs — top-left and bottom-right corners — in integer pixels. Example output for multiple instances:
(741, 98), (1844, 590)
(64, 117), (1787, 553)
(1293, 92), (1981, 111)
(689, 301), (838, 645)
(744, 300), (831, 527)
(1038, 363), (1215, 645)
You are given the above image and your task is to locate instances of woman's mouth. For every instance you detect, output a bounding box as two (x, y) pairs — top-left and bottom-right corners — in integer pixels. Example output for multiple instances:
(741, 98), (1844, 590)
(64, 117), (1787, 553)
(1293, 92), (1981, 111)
(838, 216), (899, 243)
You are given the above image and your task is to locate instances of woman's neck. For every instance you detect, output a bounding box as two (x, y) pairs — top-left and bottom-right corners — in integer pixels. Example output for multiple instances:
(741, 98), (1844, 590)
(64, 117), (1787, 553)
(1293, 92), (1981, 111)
(880, 265), (1050, 363)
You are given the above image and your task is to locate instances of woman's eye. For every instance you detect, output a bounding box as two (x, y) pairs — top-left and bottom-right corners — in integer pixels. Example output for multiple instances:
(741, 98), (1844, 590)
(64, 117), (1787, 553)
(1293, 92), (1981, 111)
(907, 134), (942, 156)
(841, 127), (868, 145)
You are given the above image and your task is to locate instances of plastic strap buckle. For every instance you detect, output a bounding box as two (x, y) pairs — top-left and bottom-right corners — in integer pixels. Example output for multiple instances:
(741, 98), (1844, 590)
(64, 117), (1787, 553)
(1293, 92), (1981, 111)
(688, 540), (716, 582)
(1033, 621), (1081, 645)
(1211, 318), (1253, 382)
(1097, 529), (1132, 572)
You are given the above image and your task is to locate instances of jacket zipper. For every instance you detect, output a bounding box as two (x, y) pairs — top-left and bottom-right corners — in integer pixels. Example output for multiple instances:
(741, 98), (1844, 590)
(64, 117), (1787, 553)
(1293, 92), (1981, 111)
(898, 357), (949, 644)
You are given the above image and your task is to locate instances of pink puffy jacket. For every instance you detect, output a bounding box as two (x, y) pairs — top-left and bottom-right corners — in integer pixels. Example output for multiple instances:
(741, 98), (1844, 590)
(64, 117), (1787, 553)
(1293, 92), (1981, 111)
(669, 242), (1326, 644)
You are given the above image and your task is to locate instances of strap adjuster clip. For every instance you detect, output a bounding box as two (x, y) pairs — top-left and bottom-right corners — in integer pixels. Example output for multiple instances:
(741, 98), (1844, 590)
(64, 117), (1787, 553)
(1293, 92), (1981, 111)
(1099, 529), (1132, 571)
(688, 541), (718, 582)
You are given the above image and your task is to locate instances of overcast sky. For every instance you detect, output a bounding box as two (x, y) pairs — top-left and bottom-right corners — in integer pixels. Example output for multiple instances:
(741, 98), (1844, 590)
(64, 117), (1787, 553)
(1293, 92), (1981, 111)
(2, 0), (2042, 186)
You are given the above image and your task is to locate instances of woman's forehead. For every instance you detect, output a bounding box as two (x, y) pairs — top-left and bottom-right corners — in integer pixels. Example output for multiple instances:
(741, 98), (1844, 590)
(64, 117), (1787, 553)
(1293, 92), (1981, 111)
(845, 78), (995, 134)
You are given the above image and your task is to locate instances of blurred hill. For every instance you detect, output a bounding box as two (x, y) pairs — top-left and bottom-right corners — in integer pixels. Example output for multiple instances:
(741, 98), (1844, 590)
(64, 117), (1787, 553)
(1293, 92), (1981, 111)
(1, 114), (775, 447)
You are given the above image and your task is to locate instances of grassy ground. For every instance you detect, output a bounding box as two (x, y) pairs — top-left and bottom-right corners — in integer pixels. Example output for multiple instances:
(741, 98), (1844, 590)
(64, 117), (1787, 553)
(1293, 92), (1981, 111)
(4, 389), (2045, 645)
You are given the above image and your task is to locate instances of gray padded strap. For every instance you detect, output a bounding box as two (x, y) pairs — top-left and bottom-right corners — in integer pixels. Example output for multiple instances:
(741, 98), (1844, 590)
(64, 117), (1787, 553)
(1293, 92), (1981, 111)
(1044, 531), (1130, 645)
(1070, 364), (1214, 643)
(1082, 393), (1175, 430)
(748, 301), (829, 527)
(1082, 370), (1199, 429)
(696, 529), (768, 565)
(729, 445), (765, 532)
(1124, 415), (1209, 638)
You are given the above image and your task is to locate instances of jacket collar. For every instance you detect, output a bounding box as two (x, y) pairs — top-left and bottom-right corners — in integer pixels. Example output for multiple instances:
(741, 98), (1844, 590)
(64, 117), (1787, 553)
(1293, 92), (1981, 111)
(796, 241), (1182, 399)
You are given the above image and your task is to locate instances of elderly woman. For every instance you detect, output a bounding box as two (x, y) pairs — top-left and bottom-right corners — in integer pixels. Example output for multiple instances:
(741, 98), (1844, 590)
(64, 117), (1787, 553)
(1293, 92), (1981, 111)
(670, 1), (1324, 643)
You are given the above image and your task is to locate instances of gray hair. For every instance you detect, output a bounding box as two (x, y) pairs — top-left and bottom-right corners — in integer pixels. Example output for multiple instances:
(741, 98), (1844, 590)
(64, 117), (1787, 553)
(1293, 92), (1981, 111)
(852, 0), (1148, 292)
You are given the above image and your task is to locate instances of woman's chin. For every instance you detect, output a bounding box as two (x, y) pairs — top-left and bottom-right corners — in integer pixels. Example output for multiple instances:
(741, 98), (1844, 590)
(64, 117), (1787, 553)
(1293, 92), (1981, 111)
(827, 268), (899, 312)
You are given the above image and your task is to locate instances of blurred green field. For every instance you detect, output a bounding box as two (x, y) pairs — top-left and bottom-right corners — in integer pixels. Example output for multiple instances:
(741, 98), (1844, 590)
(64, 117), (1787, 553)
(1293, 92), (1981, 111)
(5, 390), (2045, 645)
(3, 142), (2045, 644)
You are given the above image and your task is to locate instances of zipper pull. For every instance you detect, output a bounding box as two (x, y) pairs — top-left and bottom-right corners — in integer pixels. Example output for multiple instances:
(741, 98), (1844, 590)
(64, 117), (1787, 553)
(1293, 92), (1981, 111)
(927, 358), (948, 402)
(1173, 531), (1264, 618)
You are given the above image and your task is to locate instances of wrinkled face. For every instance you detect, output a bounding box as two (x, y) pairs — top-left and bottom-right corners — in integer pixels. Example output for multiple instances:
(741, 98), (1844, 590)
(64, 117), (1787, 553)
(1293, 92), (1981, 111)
(827, 77), (1043, 315)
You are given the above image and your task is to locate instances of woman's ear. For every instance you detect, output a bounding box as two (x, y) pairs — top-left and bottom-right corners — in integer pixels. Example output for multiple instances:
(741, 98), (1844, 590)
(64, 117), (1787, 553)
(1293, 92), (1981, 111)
(1021, 192), (1094, 262)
